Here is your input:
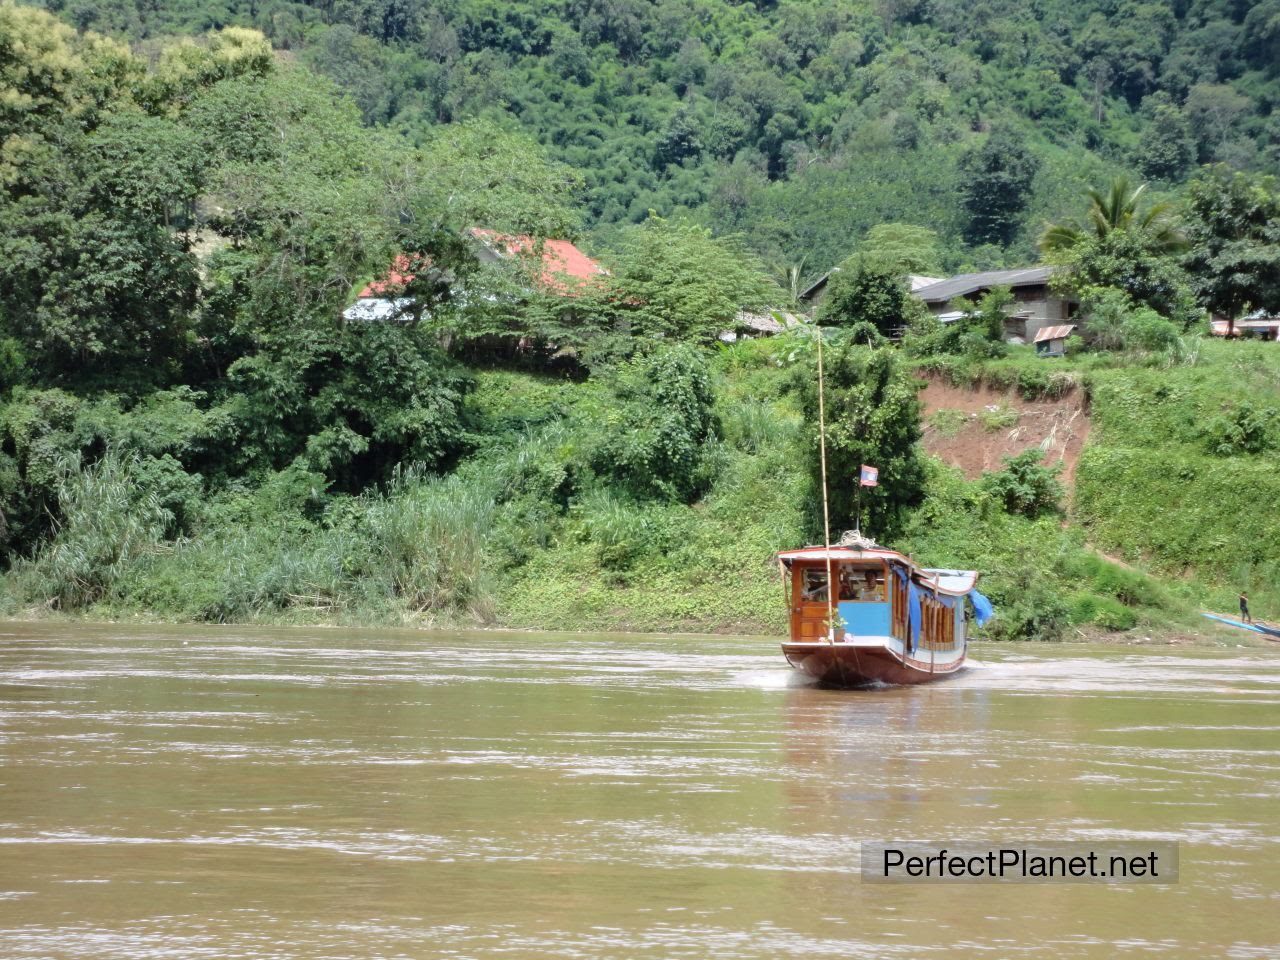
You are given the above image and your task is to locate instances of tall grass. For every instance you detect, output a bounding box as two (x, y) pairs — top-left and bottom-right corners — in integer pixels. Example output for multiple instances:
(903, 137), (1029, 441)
(11, 458), (501, 625)
(8, 452), (171, 610)
(721, 398), (798, 454)
(361, 467), (496, 621)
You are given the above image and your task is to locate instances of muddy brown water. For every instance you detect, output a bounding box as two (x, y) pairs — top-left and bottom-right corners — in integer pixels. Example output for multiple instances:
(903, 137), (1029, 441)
(1, 622), (1277, 958)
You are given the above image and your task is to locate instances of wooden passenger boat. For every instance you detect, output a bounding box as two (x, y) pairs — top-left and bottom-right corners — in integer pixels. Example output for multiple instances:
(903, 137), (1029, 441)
(777, 534), (989, 687)
(786, 324), (993, 687)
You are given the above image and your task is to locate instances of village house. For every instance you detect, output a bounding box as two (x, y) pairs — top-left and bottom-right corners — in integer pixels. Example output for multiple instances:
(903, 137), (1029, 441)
(343, 228), (607, 323)
(1033, 323), (1077, 357)
(1210, 310), (1280, 340)
(719, 309), (804, 342)
(798, 271), (942, 306)
(799, 264), (1078, 345)
(912, 266), (1077, 344)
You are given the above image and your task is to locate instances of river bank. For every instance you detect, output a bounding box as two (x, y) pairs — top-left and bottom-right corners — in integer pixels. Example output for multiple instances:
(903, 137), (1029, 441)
(0, 610), (1269, 650)
(5, 341), (1277, 644)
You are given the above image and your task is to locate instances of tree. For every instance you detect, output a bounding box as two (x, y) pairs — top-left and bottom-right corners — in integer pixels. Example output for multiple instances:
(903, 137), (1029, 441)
(0, 4), (139, 191)
(409, 118), (585, 241)
(958, 126), (1040, 246)
(0, 114), (205, 385)
(142, 26), (272, 112)
(1039, 177), (1186, 255)
(816, 256), (918, 336)
(1077, 3), (1176, 104)
(983, 450), (1063, 518)
(1184, 84), (1250, 164)
(797, 343), (925, 542)
(8, 207), (199, 380)
(193, 68), (405, 340)
(1181, 166), (1280, 332)
(608, 215), (779, 343)
(654, 106), (702, 168)
(859, 223), (941, 275)
(193, 71), (591, 486)
(1135, 100), (1194, 181)
(224, 323), (472, 490)
(1050, 228), (1198, 325)
(586, 344), (719, 502)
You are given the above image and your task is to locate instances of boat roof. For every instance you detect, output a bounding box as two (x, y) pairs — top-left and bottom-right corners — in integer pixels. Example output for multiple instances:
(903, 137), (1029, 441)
(776, 545), (979, 596)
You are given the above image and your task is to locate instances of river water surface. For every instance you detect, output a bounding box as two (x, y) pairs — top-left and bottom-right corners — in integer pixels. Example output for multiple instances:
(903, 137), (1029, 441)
(1, 622), (1278, 958)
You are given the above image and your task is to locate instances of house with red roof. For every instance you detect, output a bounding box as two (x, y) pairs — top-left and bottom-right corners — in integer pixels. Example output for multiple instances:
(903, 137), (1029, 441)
(467, 228), (608, 296)
(343, 231), (607, 323)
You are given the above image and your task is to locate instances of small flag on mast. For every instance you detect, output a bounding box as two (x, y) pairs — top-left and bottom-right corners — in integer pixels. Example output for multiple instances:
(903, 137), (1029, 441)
(860, 464), (879, 487)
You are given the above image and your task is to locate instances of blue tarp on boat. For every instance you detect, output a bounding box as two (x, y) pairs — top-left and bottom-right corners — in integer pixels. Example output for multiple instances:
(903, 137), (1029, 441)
(908, 583), (922, 652)
(969, 590), (995, 626)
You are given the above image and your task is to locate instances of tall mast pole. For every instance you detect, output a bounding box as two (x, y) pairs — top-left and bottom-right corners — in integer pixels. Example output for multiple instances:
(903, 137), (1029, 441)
(817, 326), (835, 645)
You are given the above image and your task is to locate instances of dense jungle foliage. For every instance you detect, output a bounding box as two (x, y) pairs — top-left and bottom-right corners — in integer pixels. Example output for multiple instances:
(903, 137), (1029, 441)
(25, 0), (1280, 278)
(2, 1), (1279, 639)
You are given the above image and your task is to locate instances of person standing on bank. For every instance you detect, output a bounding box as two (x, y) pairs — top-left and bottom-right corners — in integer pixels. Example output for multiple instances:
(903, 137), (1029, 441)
(1240, 591), (1252, 624)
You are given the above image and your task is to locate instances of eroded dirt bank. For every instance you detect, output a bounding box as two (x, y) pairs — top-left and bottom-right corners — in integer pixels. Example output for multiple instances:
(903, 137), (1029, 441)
(918, 377), (1090, 486)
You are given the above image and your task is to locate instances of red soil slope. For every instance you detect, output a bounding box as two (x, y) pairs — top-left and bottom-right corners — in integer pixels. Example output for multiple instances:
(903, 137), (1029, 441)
(918, 377), (1091, 486)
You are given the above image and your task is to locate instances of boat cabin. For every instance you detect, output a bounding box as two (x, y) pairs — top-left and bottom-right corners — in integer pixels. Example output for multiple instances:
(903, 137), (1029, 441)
(779, 545), (977, 655)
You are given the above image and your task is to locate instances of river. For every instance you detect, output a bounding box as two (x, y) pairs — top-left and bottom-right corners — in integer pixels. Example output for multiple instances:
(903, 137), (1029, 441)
(1, 622), (1277, 958)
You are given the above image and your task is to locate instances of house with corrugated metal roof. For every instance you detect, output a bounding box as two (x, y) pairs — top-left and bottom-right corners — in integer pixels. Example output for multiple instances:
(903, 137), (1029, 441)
(913, 266), (1077, 344)
(1034, 323), (1077, 356)
(798, 271), (941, 306)
(1210, 310), (1280, 340)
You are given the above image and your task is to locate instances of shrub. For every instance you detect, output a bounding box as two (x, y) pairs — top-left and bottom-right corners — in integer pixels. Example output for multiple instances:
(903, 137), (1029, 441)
(0, 386), (223, 556)
(1014, 367), (1052, 399)
(926, 409), (971, 437)
(982, 449), (1063, 518)
(587, 344), (720, 502)
(1199, 402), (1276, 456)
(572, 490), (682, 572)
(978, 403), (1019, 431)
(900, 290), (1008, 360)
(1068, 593), (1139, 631)
(1122, 308), (1183, 356)
(981, 581), (1070, 641)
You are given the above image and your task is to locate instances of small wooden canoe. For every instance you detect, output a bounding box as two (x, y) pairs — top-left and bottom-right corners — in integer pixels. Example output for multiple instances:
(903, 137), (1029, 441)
(1202, 612), (1280, 640)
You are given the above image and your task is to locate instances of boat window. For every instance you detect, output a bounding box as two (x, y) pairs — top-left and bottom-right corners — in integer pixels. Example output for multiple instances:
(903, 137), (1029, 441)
(846, 568), (885, 602)
(800, 568), (828, 602)
(837, 568), (859, 601)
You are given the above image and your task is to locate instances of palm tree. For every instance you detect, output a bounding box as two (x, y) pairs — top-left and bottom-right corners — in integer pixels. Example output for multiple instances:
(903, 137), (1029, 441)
(1039, 177), (1187, 254)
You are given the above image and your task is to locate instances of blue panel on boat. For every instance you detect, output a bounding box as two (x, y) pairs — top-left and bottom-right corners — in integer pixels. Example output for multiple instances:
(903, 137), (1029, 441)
(839, 601), (891, 636)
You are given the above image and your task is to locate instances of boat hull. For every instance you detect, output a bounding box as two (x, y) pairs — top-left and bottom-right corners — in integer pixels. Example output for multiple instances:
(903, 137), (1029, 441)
(1202, 612), (1280, 640)
(782, 641), (965, 687)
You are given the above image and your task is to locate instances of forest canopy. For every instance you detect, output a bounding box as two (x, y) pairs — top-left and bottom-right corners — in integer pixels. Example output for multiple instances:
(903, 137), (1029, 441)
(20, 0), (1280, 281)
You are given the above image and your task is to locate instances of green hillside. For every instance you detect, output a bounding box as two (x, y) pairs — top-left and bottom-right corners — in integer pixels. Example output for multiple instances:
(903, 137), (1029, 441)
(2, 2), (1279, 640)
(26, 0), (1280, 277)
